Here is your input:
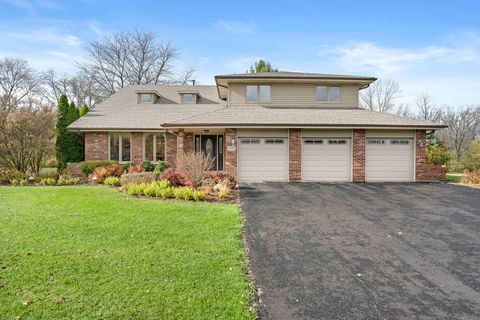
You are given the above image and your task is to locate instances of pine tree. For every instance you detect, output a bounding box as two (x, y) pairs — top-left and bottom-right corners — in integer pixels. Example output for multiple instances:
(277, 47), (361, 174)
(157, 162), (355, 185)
(79, 104), (89, 116)
(56, 97), (84, 169)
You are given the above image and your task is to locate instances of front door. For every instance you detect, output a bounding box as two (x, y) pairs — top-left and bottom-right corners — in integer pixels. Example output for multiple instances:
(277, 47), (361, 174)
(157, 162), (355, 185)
(200, 135), (218, 171)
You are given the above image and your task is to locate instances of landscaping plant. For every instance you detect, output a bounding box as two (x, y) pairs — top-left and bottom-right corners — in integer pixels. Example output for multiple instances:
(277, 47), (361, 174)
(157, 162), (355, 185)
(88, 163), (124, 183)
(104, 176), (121, 187)
(0, 168), (23, 184)
(141, 160), (155, 172)
(80, 160), (117, 175)
(461, 169), (480, 185)
(179, 152), (214, 187)
(120, 172), (156, 186)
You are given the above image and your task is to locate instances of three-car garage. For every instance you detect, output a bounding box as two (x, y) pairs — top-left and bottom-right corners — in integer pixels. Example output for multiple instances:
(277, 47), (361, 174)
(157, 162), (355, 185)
(236, 129), (416, 183)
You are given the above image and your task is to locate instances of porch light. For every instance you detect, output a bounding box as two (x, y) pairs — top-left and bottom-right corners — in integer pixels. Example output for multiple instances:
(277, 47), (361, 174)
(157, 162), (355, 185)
(204, 129), (210, 133)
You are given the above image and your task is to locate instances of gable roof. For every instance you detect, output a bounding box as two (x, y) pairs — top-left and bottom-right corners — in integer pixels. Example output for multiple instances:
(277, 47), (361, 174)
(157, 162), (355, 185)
(68, 85), (225, 130)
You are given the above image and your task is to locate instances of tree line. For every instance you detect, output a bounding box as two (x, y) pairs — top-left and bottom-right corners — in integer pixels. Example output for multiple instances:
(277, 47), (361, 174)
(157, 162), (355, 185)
(0, 29), (195, 173)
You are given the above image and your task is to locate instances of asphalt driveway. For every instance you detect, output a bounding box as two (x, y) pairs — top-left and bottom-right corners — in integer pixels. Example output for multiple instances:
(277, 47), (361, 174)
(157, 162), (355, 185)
(241, 183), (480, 320)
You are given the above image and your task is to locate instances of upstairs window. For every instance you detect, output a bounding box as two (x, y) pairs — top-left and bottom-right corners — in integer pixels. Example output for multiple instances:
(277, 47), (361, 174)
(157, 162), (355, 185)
(109, 133), (131, 162)
(246, 85), (271, 103)
(140, 93), (152, 103)
(182, 93), (195, 104)
(316, 86), (341, 102)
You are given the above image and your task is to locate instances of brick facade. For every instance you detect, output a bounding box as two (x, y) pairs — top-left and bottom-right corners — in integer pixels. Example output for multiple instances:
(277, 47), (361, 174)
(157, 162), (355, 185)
(224, 128), (237, 180)
(184, 132), (194, 154)
(352, 129), (366, 182)
(132, 132), (143, 164)
(176, 130), (185, 167)
(415, 130), (445, 181)
(85, 132), (108, 160)
(289, 129), (302, 181)
(165, 132), (177, 167)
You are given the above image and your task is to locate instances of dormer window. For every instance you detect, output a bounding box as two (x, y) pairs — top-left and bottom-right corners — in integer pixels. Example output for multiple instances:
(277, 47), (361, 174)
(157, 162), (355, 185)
(140, 93), (152, 103)
(182, 93), (195, 103)
(177, 89), (199, 104)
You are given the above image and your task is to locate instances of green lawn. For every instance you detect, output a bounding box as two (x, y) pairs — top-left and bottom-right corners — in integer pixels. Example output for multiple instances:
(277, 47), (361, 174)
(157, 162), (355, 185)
(0, 186), (254, 319)
(446, 172), (464, 182)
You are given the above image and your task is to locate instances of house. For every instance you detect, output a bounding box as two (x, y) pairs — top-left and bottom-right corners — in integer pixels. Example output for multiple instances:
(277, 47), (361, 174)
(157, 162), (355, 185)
(68, 72), (447, 182)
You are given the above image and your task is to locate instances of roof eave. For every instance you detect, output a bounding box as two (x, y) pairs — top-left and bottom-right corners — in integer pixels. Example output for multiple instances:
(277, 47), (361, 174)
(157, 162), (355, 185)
(161, 123), (448, 130)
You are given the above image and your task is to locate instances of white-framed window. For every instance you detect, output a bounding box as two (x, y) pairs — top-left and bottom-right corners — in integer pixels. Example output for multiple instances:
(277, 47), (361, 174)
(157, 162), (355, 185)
(316, 86), (341, 102)
(246, 85), (271, 103)
(240, 138), (260, 144)
(182, 93), (195, 103)
(265, 139), (284, 144)
(143, 133), (165, 162)
(109, 133), (131, 162)
(140, 93), (152, 103)
(328, 139), (347, 145)
(391, 139), (410, 145)
(367, 139), (385, 145)
(304, 139), (323, 144)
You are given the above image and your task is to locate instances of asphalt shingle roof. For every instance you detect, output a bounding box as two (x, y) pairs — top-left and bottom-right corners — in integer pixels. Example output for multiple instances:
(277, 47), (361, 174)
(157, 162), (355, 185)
(68, 84), (446, 130)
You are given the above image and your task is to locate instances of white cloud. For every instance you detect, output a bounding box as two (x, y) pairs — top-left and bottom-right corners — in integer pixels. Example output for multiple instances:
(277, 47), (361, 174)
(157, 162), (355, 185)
(330, 42), (454, 76)
(2, 0), (61, 13)
(2, 29), (82, 47)
(215, 20), (256, 34)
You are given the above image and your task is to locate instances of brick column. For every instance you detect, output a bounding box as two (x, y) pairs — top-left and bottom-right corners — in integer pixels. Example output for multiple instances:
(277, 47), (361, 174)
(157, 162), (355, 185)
(176, 130), (185, 167)
(352, 129), (366, 182)
(224, 128), (237, 180)
(415, 130), (426, 181)
(184, 132), (194, 154)
(165, 132), (177, 167)
(132, 132), (143, 164)
(85, 132), (108, 160)
(289, 129), (301, 181)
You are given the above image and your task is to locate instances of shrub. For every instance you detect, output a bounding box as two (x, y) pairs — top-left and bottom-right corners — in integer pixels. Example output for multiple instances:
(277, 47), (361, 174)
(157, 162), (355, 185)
(0, 168), (24, 184)
(193, 190), (205, 201)
(156, 161), (171, 173)
(203, 172), (236, 189)
(80, 160), (117, 175)
(426, 143), (451, 166)
(179, 152), (214, 187)
(126, 183), (145, 196)
(217, 185), (230, 199)
(19, 178), (29, 186)
(120, 172), (156, 186)
(461, 169), (480, 185)
(104, 176), (121, 187)
(127, 164), (144, 173)
(88, 163), (124, 183)
(122, 162), (133, 171)
(141, 160), (155, 172)
(173, 186), (194, 201)
(159, 168), (191, 187)
(157, 186), (174, 199)
(40, 177), (57, 185)
(10, 179), (19, 186)
(143, 183), (157, 197)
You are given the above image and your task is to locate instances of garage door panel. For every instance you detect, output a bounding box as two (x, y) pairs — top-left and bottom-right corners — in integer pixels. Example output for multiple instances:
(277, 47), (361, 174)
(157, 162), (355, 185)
(302, 138), (351, 181)
(238, 138), (288, 182)
(366, 138), (413, 181)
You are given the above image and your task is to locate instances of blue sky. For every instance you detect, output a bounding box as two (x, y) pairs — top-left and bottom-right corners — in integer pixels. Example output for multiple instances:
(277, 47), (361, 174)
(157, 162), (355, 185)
(1, 0), (480, 106)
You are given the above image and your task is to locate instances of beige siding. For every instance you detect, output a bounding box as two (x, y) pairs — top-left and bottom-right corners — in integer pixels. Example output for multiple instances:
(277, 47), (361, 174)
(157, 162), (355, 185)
(237, 129), (288, 138)
(302, 129), (352, 137)
(366, 129), (414, 138)
(229, 83), (359, 107)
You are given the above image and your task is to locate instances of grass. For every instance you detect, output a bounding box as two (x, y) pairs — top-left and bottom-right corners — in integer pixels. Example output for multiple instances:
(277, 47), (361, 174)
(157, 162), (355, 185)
(446, 172), (464, 182)
(0, 186), (254, 319)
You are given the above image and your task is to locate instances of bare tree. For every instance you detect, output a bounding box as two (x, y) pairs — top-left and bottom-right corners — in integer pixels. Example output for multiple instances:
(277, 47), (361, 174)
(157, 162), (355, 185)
(437, 106), (480, 161)
(0, 105), (55, 173)
(79, 29), (188, 98)
(394, 102), (414, 118)
(43, 69), (101, 108)
(360, 79), (400, 113)
(415, 93), (442, 122)
(0, 58), (43, 112)
(176, 67), (196, 85)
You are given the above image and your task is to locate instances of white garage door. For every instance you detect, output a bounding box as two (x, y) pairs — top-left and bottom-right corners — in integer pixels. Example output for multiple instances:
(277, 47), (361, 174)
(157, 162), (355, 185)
(238, 138), (288, 182)
(366, 138), (414, 181)
(302, 138), (351, 181)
